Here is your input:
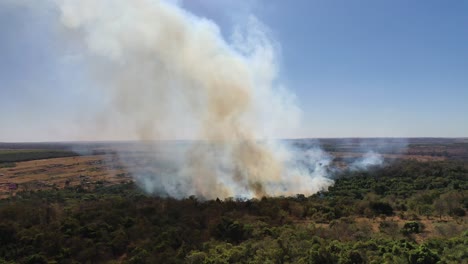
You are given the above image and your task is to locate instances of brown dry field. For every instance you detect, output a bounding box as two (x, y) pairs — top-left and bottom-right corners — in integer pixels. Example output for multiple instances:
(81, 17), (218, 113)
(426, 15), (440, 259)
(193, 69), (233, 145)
(0, 155), (132, 198)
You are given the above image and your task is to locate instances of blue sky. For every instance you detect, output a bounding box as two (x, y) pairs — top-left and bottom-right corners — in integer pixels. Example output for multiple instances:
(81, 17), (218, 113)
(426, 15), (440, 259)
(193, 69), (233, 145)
(0, 0), (467, 141)
(253, 0), (468, 138)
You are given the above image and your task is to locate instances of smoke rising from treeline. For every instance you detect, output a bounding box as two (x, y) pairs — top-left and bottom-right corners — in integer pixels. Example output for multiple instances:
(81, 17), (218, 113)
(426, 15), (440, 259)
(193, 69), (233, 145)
(4, 1), (406, 199)
(50, 0), (335, 199)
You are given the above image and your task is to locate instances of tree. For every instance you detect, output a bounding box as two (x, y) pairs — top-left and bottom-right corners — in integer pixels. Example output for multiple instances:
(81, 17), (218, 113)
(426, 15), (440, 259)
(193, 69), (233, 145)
(408, 245), (439, 264)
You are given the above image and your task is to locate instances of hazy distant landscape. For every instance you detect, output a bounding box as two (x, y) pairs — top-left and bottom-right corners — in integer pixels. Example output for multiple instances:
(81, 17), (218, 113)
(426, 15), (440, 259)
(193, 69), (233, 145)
(0, 138), (468, 197)
(1, 138), (468, 197)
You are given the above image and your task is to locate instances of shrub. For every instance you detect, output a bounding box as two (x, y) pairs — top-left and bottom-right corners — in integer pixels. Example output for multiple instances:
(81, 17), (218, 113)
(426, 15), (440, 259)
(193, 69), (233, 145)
(408, 245), (440, 264)
(369, 202), (394, 216)
(450, 207), (465, 217)
(402, 221), (423, 235)
(214, 218), (250, 243)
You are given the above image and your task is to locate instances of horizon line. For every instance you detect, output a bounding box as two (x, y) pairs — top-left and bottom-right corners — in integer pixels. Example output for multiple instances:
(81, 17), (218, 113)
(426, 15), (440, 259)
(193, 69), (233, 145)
(1, 136), (467, 144)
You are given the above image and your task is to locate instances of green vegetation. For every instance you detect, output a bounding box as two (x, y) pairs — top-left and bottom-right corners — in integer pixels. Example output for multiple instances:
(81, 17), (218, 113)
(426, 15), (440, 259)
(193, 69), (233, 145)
(0, 149), (79, 163)
(0, 160), (466, 263)
(0, 162), (16, 168)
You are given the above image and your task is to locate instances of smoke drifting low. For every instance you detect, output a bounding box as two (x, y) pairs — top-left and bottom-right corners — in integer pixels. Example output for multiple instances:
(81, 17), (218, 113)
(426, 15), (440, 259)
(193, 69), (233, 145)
(350, 151), (384, 171)
(51, 0), (334, 199)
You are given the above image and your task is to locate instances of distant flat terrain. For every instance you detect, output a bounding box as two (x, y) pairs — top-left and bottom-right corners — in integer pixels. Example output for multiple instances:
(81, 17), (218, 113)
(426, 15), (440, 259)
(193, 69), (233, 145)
(0, 138), (467, 197)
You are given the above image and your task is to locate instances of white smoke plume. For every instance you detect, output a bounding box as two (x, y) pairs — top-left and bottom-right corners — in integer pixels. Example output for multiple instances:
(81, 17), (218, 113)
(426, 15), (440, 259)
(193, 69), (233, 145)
(350, 151), (384, 171)
(48, 0), (334, 199)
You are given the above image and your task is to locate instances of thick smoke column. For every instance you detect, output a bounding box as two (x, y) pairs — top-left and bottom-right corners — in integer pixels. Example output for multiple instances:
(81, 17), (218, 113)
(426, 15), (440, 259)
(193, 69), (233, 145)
(54, 0), (333, 199)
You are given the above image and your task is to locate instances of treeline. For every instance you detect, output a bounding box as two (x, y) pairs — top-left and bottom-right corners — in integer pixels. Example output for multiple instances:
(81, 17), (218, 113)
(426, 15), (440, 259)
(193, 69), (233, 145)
(0, 160), (466, 263)
(0, 150), (79, 164)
